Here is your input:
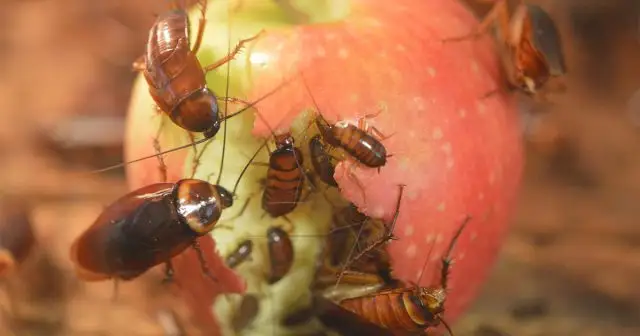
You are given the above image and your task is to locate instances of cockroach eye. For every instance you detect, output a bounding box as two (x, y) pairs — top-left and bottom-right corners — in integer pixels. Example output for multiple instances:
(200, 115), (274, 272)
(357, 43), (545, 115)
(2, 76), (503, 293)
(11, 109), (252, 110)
(216, 186), (234, 208)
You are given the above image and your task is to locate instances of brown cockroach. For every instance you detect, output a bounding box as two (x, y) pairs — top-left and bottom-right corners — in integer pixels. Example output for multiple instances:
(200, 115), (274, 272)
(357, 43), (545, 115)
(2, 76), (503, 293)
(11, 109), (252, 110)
(338, 216), (472, 335)
(70, 111), (246, 283)
(133, 0), (263, 139)
(69, 178), (234, 282)
(261, 133), (305, 218)
(308, 135), (338, 187)
(266, 226), (294, 284)
(225, 239), (253, 269)
(299, 72), (390, 170)
(326, 204), (369, 268)
(314, 295), (394, 336)
(334, 185), (405, 287)
(89, 69), (305, 175)
(314, 115), (389, 169)
(444, 0), (567, 99)
(325, 204), (394, 284)
(0, 200), (36, 277)
(231, 293), (260, 332)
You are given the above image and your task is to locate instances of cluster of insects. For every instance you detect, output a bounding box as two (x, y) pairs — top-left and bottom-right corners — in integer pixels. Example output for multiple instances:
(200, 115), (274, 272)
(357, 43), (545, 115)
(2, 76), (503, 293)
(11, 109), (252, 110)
(65, 0), (568, 335)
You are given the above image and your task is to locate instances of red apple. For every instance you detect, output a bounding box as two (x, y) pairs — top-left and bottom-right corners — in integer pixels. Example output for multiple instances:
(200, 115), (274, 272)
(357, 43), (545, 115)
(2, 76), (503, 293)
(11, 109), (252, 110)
(124, 0), (522, 333)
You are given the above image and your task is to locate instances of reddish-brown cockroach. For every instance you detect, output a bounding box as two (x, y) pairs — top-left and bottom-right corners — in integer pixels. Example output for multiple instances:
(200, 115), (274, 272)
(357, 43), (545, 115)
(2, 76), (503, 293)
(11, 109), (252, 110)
(314, 295), (394, 336)
(444, 0), (567, 99)
(69, 178), (234, 282)
(326, 204), (369, 267)
(338, 216), (472, 335)
(89, 70), (304, 175)
(0, 201), (35, 277)
(71, 123), (239, 284)
(314, 115), (389, 169)
(225, 239), (253, 269)
(266, 226), (294, 284)
(335, 185), (405, 287)
(261, 133), (305, 218)
(308, 135), (338, 187)
(232, 293), (260, 332)
(299, 72), (390, 171)
(132, 0), (264, 139)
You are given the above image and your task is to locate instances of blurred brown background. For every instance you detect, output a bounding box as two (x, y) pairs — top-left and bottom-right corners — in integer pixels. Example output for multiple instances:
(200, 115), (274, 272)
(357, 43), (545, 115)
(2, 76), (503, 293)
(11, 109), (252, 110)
(0, 0), (638, 335)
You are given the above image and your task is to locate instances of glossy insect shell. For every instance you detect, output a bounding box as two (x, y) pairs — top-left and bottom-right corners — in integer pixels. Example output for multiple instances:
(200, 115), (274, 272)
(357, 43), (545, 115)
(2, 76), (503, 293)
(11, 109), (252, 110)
(143, 9), (221, 138)
(510, 4), (566, 94)
(225, 240), (253, 269)
(525, 4), (567, 77)
(262, 136), (305, 218)
(314, 117), (387, 168)
(339, 287), (446, 332)
(70, 179), (232, 281)
(266, 226), (294, 284)
(308, 135), (338, 187)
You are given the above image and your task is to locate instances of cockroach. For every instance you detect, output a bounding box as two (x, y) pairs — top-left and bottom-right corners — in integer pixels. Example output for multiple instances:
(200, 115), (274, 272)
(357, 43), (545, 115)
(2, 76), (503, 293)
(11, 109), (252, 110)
(308, 135), (338, 187)
(444, 0), (567, 99)
(335, 185), (405, 287)
(261, 133), (305, 218)
(266, 226), (294, 284)
(89, 70), (304, 175)
(71, 122), (239, 284)
(225, 239), (253, 269)
(314, 295), (394, 336)
(0, 201), (35, 277)
(326, 204), (370, 267)
(299, 72), (390, 170)
(232, 293), (260, 332)
(314, 115), (388, 169)
(69, 178), (234, 282)
(132, 0), (264, 139)
(338, 216), (472, 335)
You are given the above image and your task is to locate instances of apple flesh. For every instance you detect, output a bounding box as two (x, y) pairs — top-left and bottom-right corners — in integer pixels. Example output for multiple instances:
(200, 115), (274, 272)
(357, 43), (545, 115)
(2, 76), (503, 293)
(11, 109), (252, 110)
(124, 0), (523, 334)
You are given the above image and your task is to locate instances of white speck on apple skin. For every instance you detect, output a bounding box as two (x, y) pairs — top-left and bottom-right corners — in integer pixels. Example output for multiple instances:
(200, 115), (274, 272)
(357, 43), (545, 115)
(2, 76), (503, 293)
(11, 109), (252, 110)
(405, 243), (417, 258)
(432, 127), (443, 140)
(404, 225), (414, 236)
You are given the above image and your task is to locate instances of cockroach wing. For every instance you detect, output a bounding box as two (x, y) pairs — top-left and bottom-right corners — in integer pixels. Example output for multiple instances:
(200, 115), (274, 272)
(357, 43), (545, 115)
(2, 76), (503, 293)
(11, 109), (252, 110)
(70, 183), (193, 281)
(526, 4), (567, 76)
(314, 296), (394, 335)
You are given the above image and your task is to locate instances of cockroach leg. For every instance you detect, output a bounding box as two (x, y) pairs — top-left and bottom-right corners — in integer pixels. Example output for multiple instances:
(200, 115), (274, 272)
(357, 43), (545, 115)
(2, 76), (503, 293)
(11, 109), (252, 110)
(190, 0), (208, 54)
(111, 279), (120, 303)
(152, 137), (168, 183)
(439, 216), (471, 291)
(187, 132), (201, 178)
(202, 30), (266, 72)
(191, 239), (218, 283)
(336, 185), (405, 280)
(132, 56), (145, 72)
(162, 260), (175, 284)
(335, 221), (368, 287)
(346, 164), (368, 202)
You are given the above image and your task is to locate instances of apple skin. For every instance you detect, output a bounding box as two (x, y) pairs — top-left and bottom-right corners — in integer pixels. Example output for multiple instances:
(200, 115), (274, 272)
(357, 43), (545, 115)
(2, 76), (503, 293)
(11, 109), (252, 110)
(124, 0), (523, 333)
